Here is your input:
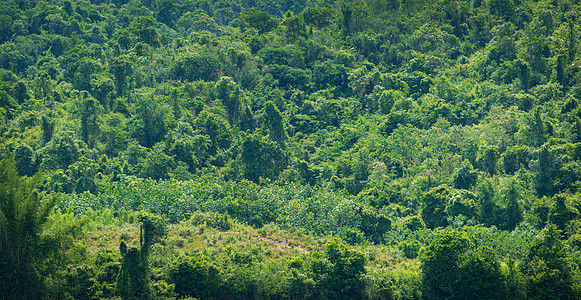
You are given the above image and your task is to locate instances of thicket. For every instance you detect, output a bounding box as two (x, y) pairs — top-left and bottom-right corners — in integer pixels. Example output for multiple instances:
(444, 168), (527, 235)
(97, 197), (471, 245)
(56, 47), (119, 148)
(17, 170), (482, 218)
(1, 0), (581, 298)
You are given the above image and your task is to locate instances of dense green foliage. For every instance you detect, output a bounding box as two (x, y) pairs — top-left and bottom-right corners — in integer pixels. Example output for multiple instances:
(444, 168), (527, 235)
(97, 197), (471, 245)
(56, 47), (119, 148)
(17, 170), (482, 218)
(2, 0), (581, 298)
(0, 157), (82, 299)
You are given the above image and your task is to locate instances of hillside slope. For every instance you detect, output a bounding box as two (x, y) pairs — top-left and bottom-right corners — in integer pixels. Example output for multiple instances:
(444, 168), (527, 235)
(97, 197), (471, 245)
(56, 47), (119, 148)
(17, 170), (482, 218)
(1, 0), (581, 298)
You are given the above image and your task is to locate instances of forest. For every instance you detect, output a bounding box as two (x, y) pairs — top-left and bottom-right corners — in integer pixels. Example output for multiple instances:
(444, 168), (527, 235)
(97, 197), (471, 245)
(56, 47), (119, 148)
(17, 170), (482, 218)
(0, 0), (580, 298)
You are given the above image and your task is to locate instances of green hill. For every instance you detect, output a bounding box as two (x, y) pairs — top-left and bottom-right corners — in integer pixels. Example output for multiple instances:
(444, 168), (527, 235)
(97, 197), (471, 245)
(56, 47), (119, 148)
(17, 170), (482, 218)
(1, 0), (581, 298)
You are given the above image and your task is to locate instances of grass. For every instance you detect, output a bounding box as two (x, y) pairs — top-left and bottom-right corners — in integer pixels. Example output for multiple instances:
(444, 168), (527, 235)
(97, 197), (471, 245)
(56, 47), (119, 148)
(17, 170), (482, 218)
(68, 210), (423, 299)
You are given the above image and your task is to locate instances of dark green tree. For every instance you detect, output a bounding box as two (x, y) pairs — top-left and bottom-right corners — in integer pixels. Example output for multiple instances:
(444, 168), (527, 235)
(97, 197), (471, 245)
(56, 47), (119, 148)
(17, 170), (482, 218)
(110, 55), (133, 97)
(78, 92), (100, 148)
(235, 9), (279, 34)
(241, 134), (288, 183)
(215, 77), (243, 125)
(117, 212), (166, 300)
(90, 75), (115, 108)
(530, 108), (547, 147)
(421, 185), (452, 229)
(300, 239), (367, 299)
(38, 131), (83, 171)
(572, 116), (581, 143)
(194, 110), (231, 155)
(341, 3), (353, 35)
(65, 57), (102, 92)
(0, 90), (16, 118)
(0, 157), (57, 299)
(556, 54), (566, 86)
(177, 10), (221, 35)
(453, 159), (478, 190)
(263, 101), (287, 147)
(360, 208), (391, 244)
(302, 6), (336, 28)
(11, 81), (29, 104)
(41, 115), (55, 145)
(477, 179), (499, 226)
(119, 16), (160, 48)
(456, 246), (506, 299)
(169, 254), (220, 299)
(421, 230), (473, 300)
(121, 141), (148, 175)
(155, 0), (179, 27)
(565, 12), (577, 62)
(535, 144), (555, 197)
(548, 194), (578, 233)
(169, 137), (199, 173)
(283, 11), (306, 41)
(502, 145), (529, 174)
(130, 96), (168, 148)
(13, 143), (36, 177)
(501, 180), (523, 231)
(68, 156), (98, 194)
(139, 143), (175, 180)
(489, 0), (515, 20)
(445, 190), (479, 222)
(521, 224), (576, 299)
(478, 145), (499, 175)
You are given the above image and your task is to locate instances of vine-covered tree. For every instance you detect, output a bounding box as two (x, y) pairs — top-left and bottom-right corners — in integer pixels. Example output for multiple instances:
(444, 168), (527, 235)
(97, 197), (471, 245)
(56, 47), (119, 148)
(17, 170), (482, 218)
(117, 212), (166, 300)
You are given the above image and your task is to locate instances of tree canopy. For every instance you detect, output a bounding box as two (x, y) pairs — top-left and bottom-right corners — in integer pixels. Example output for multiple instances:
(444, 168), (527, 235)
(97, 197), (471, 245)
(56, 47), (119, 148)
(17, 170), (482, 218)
(2, 0), (581, 298)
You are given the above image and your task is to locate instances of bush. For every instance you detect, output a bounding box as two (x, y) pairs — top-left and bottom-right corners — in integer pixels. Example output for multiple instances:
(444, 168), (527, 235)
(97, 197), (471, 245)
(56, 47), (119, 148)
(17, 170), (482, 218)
(190, 211), (232, 231)
(169, 254), (221, 298)
(337, 226), (366, 245)
(399, 240), (422, 259)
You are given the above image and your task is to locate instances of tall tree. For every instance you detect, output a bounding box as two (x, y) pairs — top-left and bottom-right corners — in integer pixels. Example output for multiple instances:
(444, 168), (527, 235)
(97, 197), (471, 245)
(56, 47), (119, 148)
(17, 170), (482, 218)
(215, 77), (243, 125)
(78, 92), (100, 148)
(502, 180), (523, 231)
(477, 179), (498, 226)
(522, 224), (575, 299)
(130, 96), (168, 148)
(263, 101), (287, 147)
(421, 230), (473, 299)
(110, 55), (133, 97)
(530, 108), (547, 147)
(117, 212), (166, 300)
(535, 144), (555, 197)
(41, 115), (55, 145)
(0, 157), (56, 299)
